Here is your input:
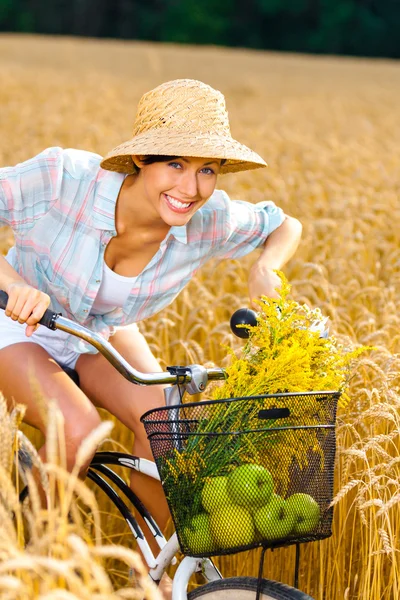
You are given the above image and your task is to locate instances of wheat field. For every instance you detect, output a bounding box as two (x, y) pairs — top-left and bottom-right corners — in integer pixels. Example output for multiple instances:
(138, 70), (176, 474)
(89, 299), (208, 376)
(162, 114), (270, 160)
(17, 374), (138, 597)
(1, 33), (400, 599)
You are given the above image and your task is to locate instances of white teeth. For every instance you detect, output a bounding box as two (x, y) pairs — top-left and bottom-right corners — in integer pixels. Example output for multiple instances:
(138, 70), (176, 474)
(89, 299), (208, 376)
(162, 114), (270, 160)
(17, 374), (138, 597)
(165, 194), (191, 209)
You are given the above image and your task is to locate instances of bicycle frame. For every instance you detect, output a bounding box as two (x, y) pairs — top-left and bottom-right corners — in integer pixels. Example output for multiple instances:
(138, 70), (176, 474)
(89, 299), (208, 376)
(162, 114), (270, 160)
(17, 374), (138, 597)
(88, 450), (222, 599)
(43, 311), (225, 598)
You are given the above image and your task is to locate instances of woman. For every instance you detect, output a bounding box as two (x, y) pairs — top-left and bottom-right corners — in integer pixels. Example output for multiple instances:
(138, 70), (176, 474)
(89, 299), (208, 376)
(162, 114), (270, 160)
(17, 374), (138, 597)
(0, 79), (301, 592)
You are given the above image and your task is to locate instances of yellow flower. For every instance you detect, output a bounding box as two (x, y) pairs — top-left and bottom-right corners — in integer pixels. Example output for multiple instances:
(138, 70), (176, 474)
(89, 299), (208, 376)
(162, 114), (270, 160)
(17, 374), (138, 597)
(212, 272), (372, 403)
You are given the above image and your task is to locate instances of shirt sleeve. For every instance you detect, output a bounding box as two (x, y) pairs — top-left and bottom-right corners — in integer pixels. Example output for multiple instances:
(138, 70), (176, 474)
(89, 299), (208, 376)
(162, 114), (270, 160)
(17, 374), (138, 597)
(0, 147), (63, 233)
(210, 190), (285, 260)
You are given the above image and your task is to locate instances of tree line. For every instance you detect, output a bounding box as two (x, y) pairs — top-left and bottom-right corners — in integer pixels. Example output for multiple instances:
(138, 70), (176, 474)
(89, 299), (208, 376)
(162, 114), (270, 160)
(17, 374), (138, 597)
(1, 0), (399, 58)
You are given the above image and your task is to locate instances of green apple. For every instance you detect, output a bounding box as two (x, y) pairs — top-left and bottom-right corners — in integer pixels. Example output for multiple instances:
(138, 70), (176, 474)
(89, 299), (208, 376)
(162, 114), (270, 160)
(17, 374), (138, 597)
(248, 492), (280, 513)
(285, 493), (321, 535)
(201, 476), (234, 513)
(254, 495), (296, 541)
(182, 513), (215, 554)
(209, 505), (255, 549)
(227, 464), (273, 508)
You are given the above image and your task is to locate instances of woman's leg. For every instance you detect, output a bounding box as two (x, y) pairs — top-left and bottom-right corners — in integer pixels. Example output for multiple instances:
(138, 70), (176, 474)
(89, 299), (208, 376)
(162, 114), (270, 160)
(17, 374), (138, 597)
(75, 325), (171, 554)
(0, 343), (102, 477)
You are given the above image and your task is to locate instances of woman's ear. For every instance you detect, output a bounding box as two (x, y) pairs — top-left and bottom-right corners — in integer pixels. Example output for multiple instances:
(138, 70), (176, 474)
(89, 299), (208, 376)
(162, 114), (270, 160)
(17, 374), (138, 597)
(132, 155), (146, 170)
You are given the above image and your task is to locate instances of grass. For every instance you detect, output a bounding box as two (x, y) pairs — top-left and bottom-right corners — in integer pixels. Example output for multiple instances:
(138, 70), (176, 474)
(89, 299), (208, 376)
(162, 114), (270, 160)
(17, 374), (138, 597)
(1, 33), (400, 598)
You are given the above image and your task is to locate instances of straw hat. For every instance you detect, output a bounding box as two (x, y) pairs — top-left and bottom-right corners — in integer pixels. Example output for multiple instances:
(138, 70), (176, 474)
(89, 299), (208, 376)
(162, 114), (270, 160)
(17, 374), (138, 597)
(100, 79), (267, 175)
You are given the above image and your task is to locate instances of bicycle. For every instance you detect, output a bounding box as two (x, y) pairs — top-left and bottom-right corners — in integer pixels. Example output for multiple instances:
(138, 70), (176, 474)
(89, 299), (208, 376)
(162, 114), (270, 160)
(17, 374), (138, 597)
(0, 291), (339, 600)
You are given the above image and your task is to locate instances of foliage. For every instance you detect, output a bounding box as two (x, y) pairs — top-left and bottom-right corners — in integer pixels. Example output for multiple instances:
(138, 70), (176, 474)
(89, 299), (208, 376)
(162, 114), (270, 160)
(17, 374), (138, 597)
(0, 0), (400, 58)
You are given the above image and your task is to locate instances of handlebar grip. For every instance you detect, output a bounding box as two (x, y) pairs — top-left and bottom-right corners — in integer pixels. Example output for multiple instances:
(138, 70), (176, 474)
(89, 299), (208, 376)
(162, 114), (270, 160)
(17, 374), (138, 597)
(0, 290), (60, 330)
(0, 290), (8, 311)
(230, 308), (257, 339)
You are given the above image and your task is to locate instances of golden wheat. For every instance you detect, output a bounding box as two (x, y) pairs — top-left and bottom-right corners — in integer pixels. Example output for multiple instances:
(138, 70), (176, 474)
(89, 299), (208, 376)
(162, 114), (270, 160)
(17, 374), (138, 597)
(1, 33), (400, 598)
(0, 393), (160, 600)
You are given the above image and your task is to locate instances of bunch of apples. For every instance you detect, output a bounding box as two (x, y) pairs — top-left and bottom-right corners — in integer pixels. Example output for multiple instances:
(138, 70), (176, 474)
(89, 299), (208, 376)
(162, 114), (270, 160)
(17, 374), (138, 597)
(182, 463), (321, 555)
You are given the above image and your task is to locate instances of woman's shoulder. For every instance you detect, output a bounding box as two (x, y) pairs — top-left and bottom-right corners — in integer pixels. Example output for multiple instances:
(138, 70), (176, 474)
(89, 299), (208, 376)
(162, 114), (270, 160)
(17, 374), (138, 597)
(58, 147), (103, 180)
(1, 147), (102, 176)
(13, 146), (103, 183)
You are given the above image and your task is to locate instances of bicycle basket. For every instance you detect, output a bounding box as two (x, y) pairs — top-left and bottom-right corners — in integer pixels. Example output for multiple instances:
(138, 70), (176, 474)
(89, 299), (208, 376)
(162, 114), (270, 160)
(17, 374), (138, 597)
(141, 391), (340, 558)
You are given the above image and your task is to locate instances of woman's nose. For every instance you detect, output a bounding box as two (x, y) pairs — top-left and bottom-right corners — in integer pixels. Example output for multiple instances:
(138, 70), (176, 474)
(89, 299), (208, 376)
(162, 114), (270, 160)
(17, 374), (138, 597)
(178, 172), (198, 199)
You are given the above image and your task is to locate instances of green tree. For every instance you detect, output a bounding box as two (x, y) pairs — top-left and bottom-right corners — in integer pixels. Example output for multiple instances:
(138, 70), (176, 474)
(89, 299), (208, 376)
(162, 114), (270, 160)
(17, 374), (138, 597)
(0, 0), (399, 59)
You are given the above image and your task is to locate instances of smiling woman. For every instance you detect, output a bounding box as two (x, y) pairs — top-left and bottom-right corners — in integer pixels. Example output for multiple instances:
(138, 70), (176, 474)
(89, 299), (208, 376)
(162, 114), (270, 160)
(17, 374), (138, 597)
(130, 156), (227, 229)
(126, 155), (223, 224)
(139, 155), (225, 216)
(0, 78), (302, 598)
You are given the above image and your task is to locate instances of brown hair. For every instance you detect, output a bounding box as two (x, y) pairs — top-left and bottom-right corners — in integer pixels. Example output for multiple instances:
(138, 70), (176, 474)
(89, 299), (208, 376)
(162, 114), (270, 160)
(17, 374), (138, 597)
(140, 156), (226, 166)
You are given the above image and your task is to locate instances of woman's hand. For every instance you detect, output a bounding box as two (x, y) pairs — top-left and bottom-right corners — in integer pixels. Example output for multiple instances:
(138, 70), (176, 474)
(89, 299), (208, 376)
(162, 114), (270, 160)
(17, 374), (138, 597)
(5, 282), (51, 337)
(248, 264), (282, 309)
(247, 215), (302, 308)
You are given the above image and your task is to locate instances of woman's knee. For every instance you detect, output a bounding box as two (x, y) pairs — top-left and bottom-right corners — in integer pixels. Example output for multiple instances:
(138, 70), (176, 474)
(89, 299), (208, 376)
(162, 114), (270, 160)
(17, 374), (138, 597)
(62, 406), (102, 471)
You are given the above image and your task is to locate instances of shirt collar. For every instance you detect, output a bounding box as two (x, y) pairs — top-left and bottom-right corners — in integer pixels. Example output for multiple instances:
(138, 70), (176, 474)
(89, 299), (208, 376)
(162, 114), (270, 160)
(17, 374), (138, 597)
(92, 169), (188, 244)
(91, 169), (126, 232)
(168, 225), (188, 244)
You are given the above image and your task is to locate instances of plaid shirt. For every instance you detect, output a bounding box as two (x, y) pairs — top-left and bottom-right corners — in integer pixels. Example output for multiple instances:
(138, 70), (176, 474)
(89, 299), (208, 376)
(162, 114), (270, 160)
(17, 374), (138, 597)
(0, 147), (285, 354)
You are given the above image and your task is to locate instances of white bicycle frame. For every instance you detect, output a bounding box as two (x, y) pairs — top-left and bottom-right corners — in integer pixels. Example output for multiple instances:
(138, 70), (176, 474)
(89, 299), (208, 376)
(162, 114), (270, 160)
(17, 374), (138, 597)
(116, 372), (224, 599)
(129, 456), (222, 600)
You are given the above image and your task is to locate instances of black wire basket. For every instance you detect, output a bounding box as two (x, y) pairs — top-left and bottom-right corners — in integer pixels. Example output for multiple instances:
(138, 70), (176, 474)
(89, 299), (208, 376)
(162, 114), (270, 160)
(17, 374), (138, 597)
(141, 391), (340, 558)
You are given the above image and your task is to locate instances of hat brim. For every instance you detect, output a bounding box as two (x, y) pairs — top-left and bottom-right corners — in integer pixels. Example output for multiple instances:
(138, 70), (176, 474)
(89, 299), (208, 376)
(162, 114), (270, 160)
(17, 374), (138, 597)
(100, 130), (267, 175)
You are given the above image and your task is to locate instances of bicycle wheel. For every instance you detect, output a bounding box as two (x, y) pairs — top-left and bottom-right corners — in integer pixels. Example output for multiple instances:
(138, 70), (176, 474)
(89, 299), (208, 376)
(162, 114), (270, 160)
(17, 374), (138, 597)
(188, 576), (313, 599)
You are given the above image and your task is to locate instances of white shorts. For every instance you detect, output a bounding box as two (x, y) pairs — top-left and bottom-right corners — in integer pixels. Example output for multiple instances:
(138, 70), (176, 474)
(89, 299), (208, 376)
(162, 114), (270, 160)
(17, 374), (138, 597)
(0, 309), (80, 369)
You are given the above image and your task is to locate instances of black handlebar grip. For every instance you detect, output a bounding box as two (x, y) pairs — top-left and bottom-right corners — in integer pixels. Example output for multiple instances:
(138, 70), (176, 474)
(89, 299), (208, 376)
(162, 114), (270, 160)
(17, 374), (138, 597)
(0, 290), (8, 311)
(0, 290), (60, 330)
(230, 308), (258, 339)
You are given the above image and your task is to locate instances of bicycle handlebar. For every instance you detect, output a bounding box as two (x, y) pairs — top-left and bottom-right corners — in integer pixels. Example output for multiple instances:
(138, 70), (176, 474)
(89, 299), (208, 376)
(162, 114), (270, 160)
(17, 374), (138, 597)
(0, 290), (252, 387)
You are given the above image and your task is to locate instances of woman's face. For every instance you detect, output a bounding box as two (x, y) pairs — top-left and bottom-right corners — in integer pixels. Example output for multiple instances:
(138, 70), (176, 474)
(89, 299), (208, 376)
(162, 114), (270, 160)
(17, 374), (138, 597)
(133, 156), (222, 227)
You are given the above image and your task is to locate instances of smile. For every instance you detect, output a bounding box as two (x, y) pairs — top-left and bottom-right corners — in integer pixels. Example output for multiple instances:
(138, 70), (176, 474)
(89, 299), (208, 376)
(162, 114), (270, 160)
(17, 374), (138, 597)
(164, 193), (193, 213)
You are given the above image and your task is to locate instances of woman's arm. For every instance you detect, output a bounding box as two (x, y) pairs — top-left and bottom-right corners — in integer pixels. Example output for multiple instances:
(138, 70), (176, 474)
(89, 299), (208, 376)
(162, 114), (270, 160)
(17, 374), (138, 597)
(0, 254), (27, 290)
(248, 215), (302, 303)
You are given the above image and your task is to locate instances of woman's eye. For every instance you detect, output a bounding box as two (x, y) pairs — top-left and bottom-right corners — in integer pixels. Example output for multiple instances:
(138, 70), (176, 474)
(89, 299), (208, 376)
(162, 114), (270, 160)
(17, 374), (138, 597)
(168, 162), (215, 174)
